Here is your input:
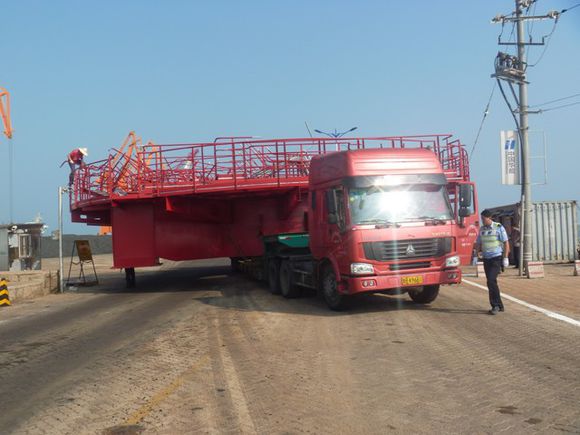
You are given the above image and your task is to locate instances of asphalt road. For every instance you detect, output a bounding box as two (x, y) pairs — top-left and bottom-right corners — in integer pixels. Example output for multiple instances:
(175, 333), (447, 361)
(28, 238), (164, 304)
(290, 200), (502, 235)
(1, 259), (579, 434)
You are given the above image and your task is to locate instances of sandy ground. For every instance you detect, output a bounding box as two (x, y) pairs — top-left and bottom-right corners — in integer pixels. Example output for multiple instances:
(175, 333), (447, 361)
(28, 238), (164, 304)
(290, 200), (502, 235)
(0, 257), (578, 434)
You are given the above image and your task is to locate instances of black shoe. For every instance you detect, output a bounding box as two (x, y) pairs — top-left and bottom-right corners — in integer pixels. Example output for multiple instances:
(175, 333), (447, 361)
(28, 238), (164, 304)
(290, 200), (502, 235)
(488, 307), (500, 315)
(499, 307), (505, 312)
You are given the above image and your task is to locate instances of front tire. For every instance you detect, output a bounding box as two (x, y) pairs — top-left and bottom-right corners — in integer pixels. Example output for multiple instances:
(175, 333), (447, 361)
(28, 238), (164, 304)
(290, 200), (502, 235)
(408, 285), (439, 304)
(321, 265), (348, 310)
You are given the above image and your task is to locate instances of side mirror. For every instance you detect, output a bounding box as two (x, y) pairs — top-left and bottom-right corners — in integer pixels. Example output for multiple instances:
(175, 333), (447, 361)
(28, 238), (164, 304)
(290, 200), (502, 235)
(328, 213), (338, 224)
(459, 184), (472, 208)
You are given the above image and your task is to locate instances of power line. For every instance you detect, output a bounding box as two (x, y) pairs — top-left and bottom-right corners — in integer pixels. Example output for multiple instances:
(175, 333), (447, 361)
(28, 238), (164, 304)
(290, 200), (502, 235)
(527, 19), (559, 67)
(470, 82), (496, 159)
(525, 1), (538, 60)
(539, 101), (580, 112)
(528, 0), (580, 67)
(561, 3), (580, 13)
(496, 79), (523, 145)
(529, 92), (580, 108)
(498, 19), (517, 43)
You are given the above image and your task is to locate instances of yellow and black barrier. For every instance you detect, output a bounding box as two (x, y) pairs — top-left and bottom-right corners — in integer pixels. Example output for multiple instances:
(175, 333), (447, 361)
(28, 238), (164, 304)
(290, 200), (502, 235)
(0, 278), (10, 307)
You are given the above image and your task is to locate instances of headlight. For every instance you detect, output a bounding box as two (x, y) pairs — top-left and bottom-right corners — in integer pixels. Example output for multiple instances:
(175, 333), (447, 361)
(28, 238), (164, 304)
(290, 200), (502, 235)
(351, 263), (374, 275)
(445, 255), (460, 268)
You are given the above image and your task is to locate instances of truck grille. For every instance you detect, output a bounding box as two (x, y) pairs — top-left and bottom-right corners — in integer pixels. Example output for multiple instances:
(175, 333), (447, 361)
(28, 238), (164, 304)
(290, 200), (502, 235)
(363, 238), (452, 262)
(390, 261), (431, 271)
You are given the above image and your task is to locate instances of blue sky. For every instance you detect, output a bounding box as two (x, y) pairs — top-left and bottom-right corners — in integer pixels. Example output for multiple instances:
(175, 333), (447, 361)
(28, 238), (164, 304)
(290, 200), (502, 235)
(1, 0), (579, 234)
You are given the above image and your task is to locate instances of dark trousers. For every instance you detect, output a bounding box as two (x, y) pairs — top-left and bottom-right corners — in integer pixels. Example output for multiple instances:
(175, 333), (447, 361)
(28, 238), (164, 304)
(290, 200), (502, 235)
(513, 246), (520, 269)
(483, 256), (504, 309)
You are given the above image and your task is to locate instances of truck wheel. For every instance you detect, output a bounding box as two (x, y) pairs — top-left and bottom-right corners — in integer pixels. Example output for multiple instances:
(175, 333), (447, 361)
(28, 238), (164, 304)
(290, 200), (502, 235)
(408, 285), (440, 304)
(230, 257), (241, 273)
(321, 265), (348, 311)
(280, 260), (301, 299)
(268, 259), (281, 294)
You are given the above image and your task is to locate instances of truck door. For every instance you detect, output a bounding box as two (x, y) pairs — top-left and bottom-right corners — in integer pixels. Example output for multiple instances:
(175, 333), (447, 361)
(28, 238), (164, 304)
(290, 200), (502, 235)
(323, 186), (349, 269)
(456, 182), (479, 265)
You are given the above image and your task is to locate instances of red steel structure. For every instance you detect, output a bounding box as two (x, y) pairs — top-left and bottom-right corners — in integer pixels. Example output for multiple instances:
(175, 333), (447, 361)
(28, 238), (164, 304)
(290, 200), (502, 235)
(71, 135), (475, 271)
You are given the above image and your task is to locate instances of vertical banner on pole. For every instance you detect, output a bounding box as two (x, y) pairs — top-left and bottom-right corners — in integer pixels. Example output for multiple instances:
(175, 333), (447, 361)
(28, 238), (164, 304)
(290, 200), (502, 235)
(500, 130), (520, 185)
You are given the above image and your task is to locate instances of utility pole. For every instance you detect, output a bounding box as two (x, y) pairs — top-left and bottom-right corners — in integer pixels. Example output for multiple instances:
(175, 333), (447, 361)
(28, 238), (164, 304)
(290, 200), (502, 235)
(58, 186), (68, 293)
(492, 0), (560, 274)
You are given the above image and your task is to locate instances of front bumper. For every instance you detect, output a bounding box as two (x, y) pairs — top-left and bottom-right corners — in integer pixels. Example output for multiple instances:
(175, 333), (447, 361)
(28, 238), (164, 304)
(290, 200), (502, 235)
(341, 268), (462, 295)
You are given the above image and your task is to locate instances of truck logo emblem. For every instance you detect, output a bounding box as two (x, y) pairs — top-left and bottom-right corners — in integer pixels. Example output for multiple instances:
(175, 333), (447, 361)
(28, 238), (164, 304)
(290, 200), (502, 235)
(406, 244), (416, 256)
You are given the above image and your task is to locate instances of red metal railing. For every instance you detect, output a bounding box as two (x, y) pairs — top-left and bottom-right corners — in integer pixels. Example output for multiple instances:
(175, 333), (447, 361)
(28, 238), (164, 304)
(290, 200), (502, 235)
(71, 135), (470, 207)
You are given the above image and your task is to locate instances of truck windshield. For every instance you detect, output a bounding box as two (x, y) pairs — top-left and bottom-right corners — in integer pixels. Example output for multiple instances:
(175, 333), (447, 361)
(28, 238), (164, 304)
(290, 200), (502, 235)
(348, 184), (453, 225)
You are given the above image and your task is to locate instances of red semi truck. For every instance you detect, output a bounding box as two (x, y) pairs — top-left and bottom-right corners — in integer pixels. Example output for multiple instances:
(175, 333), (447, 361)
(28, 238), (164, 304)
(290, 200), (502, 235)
(71, 135), (478, 309)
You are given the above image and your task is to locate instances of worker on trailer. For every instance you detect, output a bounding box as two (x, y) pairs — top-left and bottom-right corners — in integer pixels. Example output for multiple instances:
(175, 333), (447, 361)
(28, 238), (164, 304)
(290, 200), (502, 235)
(63, 147), (88, 188)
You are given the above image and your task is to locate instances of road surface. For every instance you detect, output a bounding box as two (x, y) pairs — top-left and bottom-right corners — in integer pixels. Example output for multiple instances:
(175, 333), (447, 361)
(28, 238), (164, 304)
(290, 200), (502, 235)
(1, 258), (579, 434)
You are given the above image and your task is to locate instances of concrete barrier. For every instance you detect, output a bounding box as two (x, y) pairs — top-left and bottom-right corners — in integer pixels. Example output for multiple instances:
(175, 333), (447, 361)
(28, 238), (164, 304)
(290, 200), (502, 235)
(0, 271), (59, 303)
(527, 261), (545, 279)
(0, 278), (10, 306)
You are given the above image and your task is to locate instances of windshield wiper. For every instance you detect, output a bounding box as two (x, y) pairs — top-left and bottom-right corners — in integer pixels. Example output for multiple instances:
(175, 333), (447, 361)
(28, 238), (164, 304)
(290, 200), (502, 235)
(397, 216), (447, 225)
(357, 219), (401, 228)
(417, 216), (447, 225)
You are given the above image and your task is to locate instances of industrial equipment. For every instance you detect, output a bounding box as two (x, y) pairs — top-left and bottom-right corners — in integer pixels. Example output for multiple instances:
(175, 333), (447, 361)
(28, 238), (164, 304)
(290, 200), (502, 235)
(0, 87), (12, 139)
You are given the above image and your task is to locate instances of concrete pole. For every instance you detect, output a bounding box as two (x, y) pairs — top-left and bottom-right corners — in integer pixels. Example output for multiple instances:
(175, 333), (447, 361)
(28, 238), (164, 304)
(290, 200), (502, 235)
(58, 186), (65, 292)
(515, 0), (533, 271)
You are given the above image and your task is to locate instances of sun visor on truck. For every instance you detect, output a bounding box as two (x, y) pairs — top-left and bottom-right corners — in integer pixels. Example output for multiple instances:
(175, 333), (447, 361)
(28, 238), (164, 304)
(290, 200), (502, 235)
(344, 173), (447, 188)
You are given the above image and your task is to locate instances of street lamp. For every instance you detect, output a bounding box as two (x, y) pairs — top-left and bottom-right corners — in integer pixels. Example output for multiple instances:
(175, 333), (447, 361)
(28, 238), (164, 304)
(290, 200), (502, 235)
(314, 127), (358, 138)
(314, 127), (358, 151)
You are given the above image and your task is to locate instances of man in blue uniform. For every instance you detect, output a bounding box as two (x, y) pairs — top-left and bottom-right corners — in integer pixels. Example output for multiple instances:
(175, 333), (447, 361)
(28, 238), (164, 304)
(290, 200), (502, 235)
(474, 209), (510, 315)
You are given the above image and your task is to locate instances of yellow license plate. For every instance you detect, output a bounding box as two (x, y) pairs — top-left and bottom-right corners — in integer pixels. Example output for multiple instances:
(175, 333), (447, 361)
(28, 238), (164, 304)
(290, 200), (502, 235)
(401, 275), (423, 286)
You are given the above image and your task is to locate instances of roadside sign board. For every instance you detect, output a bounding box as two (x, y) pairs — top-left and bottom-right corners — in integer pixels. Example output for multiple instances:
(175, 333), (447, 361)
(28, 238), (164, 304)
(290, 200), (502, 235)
(75, 240), (93, 262)
(500, 130), (520, 185)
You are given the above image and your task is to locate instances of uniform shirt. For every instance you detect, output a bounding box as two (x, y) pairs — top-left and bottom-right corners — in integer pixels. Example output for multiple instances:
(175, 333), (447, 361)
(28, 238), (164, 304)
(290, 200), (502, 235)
(476, 222), (508, 259)
(68, 149), (84, 164)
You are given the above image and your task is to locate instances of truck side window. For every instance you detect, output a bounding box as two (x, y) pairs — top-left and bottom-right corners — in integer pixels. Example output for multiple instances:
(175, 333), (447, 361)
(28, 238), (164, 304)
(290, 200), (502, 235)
(334, 188), (346, 232)
(325, 190), (337, 215)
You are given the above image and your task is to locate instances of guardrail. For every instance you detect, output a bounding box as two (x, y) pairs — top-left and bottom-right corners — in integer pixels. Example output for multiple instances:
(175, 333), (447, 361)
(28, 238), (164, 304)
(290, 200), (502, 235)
(71, 135), (469, 206)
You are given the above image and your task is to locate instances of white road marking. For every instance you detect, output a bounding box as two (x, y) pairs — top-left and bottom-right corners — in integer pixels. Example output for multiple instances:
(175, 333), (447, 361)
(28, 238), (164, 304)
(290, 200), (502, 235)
(463, 279), (580, 328)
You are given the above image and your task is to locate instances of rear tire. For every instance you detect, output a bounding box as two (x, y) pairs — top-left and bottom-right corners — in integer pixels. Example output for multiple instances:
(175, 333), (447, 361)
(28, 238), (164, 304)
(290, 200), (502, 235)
(408, 285), (439, 304)
(321, 265), (348, 310)
(280, 260), (301, 298)
(268, 259), (281, 294)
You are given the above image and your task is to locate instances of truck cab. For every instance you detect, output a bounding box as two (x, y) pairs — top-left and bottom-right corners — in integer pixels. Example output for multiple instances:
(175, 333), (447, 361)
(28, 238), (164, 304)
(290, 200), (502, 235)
(308, 148), (471, 309)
